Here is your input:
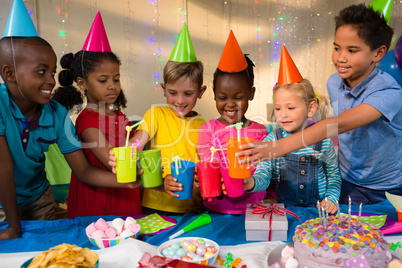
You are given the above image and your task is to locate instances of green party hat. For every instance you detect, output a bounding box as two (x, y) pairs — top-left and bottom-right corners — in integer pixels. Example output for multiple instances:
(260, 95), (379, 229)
(169, 23), (197, 62)
(367, 0), (393, 25)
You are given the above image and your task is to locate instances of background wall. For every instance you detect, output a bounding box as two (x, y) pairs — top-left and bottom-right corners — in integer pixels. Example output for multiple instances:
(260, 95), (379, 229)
(1, 0), (401, 123)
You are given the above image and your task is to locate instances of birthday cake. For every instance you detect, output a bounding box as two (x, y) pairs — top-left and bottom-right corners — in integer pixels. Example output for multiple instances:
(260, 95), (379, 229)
(292, 215), (391, 268)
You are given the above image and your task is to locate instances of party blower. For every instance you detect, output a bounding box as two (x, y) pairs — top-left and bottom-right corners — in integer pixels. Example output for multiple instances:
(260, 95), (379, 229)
(169, 213), (212, 240)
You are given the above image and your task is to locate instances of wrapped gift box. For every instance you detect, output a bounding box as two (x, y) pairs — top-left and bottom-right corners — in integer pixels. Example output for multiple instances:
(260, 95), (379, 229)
(245, 203), (288, 241)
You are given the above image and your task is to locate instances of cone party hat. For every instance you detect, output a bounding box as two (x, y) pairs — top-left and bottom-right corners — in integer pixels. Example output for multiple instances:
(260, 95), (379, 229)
(367, 0), (393, 25)
(3, 0), (39, 37)
(169, 23), (197, 62)
(277, 44), (303, 86)
(218, 31), (248, 72)
(82, 11), (111, 52)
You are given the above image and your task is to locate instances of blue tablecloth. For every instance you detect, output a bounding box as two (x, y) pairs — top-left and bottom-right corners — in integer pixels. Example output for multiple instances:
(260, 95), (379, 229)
(0, 200), (398, 253)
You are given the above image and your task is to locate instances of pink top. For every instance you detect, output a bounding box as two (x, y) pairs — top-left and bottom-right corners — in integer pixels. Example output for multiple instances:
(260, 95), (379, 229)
(198, 119), (269, 214)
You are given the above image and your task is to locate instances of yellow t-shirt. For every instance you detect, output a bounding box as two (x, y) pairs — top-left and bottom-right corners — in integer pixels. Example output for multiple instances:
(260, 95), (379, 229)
(137, 105), (207, 213)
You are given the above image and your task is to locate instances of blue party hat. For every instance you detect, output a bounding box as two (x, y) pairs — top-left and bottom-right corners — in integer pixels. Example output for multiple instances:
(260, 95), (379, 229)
(3, 0), (39, 37)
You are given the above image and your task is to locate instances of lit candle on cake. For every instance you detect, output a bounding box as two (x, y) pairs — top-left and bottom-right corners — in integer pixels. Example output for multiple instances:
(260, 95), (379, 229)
(325, 197), (328, 220)
(317, 200), (322, 224)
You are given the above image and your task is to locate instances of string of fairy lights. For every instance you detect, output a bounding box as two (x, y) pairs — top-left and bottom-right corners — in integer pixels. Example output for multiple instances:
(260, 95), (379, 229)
(149, 0), (162, 90)
(149, 0), (188, 90)
(57, 0), (69, 56)
(20, 0), (402, 92)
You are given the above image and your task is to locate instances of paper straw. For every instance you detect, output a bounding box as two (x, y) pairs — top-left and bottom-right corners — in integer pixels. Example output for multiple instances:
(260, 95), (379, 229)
(210, 147), (217, 162)
(131, 143), (135, 159)
(210, 146), (227, 162)
(134, 139), (143, 153)
(172, 156), (181, 175)
(225, 122), (244, 142)
(125, 127), (131, 148)
(125, 120), (144, 148)
(213, 138), (228, 169)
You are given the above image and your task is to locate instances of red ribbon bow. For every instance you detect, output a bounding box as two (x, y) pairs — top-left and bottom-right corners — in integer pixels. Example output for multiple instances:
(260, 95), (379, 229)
(250, 203), (300, 241)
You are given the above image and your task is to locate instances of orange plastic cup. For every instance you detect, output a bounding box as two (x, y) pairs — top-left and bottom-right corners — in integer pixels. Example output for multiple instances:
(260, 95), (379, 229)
(226, 137), (254, 179)
(396, 210), (402, 221)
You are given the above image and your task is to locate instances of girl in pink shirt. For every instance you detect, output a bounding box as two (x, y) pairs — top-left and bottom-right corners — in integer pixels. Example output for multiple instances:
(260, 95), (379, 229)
(197, 54), (268, 214)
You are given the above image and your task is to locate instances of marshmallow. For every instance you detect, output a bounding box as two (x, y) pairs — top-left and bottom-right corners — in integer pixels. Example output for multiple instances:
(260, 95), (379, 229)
(91, 229), (107, 239)
(85, 222), (97, 236)
(120, 229), (134, 238)
(281, 245), (295, 259)
(111, 218), (124, 235)
(285, 257), (299, 268)
(94, 218), (109, 231)
(112, 218), (125, 226)
(105, 227), (117, 239)
(128, 223), (140, 234)
(113, 223), (123, 235)
(124, 216), (137, 229)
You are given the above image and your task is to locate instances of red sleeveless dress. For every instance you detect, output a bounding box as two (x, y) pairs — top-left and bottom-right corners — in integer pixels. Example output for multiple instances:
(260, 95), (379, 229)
(67, 109), (142, 218)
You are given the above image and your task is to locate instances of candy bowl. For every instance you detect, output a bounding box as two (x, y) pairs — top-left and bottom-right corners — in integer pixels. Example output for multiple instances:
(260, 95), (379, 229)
(85, 217), (141, 249)
(157, 237), (219, 266)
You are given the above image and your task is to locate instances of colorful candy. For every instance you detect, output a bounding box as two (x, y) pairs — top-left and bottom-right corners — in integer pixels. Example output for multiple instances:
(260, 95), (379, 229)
(160, 238), (217, 262)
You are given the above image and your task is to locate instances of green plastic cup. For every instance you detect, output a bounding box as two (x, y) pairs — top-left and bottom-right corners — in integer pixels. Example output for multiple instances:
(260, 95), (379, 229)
(139, 149), (163, 188)
(113, 146), (137, 183)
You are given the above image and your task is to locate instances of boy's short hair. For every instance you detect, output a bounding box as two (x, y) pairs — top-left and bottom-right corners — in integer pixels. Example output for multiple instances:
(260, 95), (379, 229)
(0, 36), (52, 48)
(0, 37), (52, 79)
(163, 61), (204, 89)
(334, 4), (393, 51)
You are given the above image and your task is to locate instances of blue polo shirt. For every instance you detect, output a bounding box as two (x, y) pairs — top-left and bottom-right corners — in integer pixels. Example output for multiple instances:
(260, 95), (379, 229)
(0, 84), (81, 207)
(327, 67), (402, 189)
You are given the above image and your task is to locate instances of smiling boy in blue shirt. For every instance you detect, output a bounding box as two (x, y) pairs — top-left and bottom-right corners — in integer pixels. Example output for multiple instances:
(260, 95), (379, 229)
(0, 1), (141, 241)
(237, 4), (401, 205)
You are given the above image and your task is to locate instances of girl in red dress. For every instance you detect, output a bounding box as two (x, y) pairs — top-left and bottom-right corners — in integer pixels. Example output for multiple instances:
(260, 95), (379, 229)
(52, 50), (142, 218)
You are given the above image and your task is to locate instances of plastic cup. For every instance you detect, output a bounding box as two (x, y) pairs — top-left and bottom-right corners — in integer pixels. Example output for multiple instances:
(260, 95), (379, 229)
(226, 137), (254, 179)
(197, 161), (222, 201)
(171, 160), (196, 200)
(397, 210), (402, 221)
(112, 146), (137, 183)
(221, 167), (245, 198)
(139, 149), (163, 188)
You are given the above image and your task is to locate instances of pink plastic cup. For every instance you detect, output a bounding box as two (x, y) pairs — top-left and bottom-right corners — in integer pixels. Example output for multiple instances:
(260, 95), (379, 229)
(221, 167), (245, 198)
(197, 161), (222, 201)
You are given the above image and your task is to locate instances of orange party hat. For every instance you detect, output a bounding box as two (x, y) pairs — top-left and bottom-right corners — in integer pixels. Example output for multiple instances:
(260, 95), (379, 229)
(277, 44), (303, 86)
(217, 30), (248, 73)
(82, 11), (111, 52)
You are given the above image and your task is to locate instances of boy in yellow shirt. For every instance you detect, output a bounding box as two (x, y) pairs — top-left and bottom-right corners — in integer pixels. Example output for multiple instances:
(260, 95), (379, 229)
(111, 24), (206, 215)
